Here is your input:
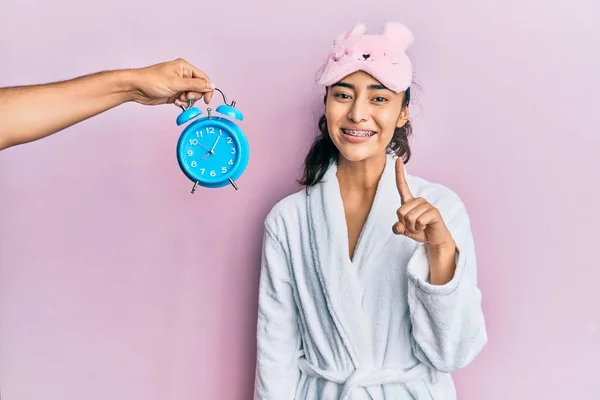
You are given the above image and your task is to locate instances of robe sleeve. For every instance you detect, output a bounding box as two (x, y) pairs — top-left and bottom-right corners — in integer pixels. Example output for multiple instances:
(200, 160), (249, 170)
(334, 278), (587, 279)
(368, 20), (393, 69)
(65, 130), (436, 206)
(254, 223), (302, 399)
(405, 196), (488, 373)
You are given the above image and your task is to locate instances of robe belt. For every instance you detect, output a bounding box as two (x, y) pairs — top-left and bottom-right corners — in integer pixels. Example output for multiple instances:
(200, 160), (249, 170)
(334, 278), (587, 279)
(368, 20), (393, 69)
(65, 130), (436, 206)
(298, 357), (437, 400)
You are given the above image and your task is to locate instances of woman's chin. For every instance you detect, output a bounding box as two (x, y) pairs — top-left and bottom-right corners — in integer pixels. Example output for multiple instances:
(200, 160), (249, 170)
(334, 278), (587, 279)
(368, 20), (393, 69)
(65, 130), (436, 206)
(337, 145), (385, 163)
(331, 133), (390, 163)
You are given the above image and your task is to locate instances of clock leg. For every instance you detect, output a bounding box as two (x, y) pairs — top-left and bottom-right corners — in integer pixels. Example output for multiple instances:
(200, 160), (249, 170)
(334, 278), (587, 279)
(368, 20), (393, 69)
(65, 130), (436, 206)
(228, 178), (239, 191)
(191, 181), (199, 194)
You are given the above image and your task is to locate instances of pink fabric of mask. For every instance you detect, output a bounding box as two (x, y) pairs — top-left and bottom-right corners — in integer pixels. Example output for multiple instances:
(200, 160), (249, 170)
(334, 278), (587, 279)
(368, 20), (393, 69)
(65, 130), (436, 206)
(316, 21), (414, 93)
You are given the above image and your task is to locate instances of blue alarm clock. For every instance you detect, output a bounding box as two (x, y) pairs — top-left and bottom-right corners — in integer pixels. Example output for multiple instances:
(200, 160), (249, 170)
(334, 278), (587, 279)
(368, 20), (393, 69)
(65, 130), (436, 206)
(175, 88), (249, 194)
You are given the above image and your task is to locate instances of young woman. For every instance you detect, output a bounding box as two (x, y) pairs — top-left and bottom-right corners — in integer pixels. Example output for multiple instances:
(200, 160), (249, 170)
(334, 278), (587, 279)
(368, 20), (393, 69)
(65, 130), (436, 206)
(254, 21), (487, 400)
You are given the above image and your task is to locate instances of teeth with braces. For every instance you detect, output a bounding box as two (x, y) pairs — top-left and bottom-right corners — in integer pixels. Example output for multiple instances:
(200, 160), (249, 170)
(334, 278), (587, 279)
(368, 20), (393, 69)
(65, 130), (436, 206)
(342, 129), (376, 137)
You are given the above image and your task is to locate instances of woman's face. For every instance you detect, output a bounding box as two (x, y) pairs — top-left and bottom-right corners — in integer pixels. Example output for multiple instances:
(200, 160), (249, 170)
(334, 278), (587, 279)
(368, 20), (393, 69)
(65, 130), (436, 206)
(325, 71), (408, 163)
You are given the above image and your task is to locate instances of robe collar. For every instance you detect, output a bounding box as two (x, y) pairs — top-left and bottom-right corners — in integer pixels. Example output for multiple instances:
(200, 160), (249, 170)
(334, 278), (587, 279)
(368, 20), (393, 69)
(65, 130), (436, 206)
(306, 152), (403, 368)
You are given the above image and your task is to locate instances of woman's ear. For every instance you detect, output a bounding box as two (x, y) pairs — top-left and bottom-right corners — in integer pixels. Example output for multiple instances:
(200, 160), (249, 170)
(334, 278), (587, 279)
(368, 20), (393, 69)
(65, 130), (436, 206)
(396, 106), (409, 128)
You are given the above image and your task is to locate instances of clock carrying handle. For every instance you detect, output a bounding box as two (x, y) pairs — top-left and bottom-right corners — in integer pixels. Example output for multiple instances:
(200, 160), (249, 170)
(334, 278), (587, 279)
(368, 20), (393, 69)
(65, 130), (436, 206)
(214, 88), (236, 107)
(180, 88), (235, 111)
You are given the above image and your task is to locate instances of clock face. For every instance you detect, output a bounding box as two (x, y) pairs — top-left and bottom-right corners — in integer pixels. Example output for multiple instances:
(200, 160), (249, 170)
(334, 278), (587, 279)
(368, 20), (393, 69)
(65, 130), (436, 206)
(178, 121), (241, 186)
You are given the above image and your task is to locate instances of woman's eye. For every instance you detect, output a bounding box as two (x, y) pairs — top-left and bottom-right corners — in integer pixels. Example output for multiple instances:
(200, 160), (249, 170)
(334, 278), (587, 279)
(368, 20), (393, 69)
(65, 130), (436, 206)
(335, 93), (351, 99)
(373, 97), (387, 102)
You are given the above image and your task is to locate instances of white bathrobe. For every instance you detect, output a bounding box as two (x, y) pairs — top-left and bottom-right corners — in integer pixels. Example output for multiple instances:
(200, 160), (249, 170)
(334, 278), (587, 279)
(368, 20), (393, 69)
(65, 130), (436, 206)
(254, 153), (487, 400)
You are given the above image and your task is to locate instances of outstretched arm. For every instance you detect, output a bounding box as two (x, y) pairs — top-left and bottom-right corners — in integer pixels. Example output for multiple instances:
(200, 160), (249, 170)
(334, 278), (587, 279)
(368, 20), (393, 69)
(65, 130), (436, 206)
(0, 58), (215, 151)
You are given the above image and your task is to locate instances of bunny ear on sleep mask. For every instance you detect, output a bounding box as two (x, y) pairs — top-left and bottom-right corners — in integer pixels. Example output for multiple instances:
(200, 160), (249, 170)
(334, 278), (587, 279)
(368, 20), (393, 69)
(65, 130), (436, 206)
(317, 21), (414, 93)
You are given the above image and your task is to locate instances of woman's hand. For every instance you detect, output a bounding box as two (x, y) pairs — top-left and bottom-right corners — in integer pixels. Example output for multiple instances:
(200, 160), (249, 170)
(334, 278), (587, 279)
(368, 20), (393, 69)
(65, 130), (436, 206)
(392, 157), (457, 251)
(392, 158), (457, 284)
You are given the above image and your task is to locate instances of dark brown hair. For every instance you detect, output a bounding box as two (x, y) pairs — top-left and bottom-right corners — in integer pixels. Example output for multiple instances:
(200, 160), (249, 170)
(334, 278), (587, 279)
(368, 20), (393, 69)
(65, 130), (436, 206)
(298, 87), (412, 187)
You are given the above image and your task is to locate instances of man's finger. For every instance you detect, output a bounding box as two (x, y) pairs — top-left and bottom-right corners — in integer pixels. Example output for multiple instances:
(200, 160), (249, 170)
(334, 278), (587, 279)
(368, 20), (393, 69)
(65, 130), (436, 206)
(182, 91), (212, 105)
(175, 77), (215, 94)
(395, 157), (413, 203)
(203, 89), (213, 104)
(186, 62), (210, 81)
(186, 65), (215, 103)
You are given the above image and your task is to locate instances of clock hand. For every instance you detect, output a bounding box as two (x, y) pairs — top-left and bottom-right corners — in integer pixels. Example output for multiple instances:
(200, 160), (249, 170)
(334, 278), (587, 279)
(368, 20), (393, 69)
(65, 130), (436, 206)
(201, 135), (221, 160)
(197, 143), (212, 152)
(194, 143), (212, 159)
(209, 135), (221, 152)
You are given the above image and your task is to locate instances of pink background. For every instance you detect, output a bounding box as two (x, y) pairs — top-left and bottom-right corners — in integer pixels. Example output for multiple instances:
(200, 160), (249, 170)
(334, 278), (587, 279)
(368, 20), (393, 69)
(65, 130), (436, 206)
(1, 0), (599, 399)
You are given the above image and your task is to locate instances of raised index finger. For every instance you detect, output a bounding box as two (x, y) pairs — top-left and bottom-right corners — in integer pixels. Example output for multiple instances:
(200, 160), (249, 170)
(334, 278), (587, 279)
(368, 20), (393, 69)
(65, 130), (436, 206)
(395, 157), (413, 203)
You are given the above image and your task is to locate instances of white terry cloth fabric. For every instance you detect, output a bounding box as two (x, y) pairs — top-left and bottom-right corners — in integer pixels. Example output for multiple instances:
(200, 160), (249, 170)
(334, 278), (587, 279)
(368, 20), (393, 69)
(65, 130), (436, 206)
(254, 153), (487, 399)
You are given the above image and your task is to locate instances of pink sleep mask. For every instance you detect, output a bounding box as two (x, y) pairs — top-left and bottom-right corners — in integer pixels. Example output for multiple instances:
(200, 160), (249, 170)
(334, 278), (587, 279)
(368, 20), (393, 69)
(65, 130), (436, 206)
(316, 21), (414, 93)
